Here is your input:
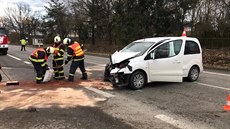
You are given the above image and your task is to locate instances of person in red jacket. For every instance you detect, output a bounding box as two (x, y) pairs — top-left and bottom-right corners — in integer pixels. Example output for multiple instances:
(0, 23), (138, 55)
(63, 38), (87, 82)
(29, 47), (54, 84)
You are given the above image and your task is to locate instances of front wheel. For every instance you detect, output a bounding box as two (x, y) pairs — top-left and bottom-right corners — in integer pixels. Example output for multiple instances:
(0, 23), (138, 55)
(129, 71), (146, 90)
(187, 66), (199, 82)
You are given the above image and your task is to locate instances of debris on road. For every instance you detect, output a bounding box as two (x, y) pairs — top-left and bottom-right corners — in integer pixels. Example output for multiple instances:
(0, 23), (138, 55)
(0, 79), (112, 110)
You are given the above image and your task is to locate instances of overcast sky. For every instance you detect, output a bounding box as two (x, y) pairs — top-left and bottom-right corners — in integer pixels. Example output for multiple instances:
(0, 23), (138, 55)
(0, 0), (50, 16)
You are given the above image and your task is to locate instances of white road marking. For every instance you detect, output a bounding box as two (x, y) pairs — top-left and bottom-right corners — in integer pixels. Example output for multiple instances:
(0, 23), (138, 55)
(84, 87), (114, 98)
(155, 114), (192, 129)
(1, 67), (12, 70)
(24, 61), (31, 65)
(203, 71), (230, 77)
(7, 54), (22, 61)
(194, 82), (230, 91)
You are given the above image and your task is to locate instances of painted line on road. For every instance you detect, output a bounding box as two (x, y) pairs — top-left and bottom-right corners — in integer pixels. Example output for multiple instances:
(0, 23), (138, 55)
(155, 114), (192, 129)
(84, 87), (114, 98)
(7, 54), (22, 61)
(194, 82), (230, 91)
(1, 67), (12, 70)
(24, 61), (32, 65)
(203, 71), (230, 77)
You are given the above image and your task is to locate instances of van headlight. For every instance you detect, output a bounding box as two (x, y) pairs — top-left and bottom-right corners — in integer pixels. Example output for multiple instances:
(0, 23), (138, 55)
(116, 60), (130, 69)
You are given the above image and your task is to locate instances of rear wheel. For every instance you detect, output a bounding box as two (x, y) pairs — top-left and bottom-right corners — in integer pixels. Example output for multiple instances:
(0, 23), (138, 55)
(187, 66), (199, 82)
(0, 73), (2, 82)
(129, 71), (146, 90)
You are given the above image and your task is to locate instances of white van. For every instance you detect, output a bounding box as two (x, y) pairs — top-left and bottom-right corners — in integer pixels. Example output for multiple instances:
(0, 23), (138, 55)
(104, 37), (203, 90)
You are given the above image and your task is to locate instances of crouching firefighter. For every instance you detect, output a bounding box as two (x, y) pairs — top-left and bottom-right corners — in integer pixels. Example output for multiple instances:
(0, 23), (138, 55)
(29, 47), (54, 84)
(63, 38), (87, 82)
(52, 36), (66, 80)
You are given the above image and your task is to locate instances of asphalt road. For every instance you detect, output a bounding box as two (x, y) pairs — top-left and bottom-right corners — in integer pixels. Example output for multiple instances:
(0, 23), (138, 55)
(1, 45), (230, 129)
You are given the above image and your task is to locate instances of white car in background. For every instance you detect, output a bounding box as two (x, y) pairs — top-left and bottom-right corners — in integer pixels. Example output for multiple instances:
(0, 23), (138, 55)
(104, 37), (203, 90)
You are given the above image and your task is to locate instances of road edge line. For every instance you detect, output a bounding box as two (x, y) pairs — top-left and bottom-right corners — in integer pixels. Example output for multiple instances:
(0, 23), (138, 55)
(84, 87), (114, 98)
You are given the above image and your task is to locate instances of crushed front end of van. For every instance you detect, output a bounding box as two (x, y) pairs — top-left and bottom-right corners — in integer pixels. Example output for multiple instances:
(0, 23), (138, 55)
(104, 51), (137, 87)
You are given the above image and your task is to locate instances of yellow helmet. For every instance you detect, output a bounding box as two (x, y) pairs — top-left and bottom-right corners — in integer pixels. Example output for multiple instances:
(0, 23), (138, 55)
(46, 46), (54, 54)
(54, 36), (61, 43)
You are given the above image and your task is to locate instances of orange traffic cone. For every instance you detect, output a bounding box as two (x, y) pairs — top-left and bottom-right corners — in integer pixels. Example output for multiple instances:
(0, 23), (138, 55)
(181, 28), (186, 37)
(224, 95), (230, 111)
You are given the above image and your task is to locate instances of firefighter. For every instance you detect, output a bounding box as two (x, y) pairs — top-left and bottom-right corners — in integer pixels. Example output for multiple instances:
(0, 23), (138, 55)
(63, 38), (87, 82)
(20, 38), (27, 51)
(29, 47), (54, 84)
(52, 36), (66, 80)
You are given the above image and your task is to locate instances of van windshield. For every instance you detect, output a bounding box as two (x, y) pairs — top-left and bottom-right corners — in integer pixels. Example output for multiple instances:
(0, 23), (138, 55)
(120, 42), (154, 55)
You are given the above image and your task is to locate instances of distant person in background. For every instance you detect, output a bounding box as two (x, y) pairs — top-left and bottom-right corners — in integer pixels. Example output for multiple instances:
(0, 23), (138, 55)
(20, 38), (27, 51)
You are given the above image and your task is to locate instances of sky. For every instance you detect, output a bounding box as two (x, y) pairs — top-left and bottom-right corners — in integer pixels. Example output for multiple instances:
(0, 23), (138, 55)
(0, 0), (50, 17)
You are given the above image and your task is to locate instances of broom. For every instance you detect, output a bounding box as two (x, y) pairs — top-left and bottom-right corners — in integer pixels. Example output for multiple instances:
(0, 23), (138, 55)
(0, 66), (19, 86)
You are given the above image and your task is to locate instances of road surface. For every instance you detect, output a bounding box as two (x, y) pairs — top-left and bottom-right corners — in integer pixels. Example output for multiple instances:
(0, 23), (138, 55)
(0, 45), (230, 129)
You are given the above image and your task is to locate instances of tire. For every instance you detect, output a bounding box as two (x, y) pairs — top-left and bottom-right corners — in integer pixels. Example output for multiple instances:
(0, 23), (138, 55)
(187, 66), (199, 82)
(0, 73), (2, 82)
(129, 71), (146, 90)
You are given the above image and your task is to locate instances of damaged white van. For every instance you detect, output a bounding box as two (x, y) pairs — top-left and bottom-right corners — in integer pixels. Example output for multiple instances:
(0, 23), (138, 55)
(104, 37), (203, 90)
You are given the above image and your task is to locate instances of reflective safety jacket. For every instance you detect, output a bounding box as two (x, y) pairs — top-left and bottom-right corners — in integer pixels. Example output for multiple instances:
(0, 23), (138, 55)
(66, 42), (84, 62)
(29, 48), (48, 67)
(20, 39), (27, 45)
(52, 43), (65, 61)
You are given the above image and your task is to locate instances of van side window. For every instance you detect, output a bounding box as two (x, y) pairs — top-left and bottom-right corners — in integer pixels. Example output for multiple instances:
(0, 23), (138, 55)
(184, 41), (200, 55)
(154, 40), (182, 59)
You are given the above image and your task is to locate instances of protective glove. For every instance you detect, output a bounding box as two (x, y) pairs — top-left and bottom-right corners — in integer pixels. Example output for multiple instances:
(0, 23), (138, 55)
(65, 60), (69, 65)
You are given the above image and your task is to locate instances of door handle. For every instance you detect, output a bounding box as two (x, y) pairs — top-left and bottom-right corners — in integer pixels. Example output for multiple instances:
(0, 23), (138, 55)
(173, 60), (181, 64)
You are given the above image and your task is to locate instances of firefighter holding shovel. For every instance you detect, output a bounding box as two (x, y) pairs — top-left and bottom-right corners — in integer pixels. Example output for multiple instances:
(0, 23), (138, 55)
(52, 36), (66, 80)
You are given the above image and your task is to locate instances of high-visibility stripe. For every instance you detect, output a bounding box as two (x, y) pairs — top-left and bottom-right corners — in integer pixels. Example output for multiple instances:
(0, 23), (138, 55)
(36, 77), (42, 80)
(41, 62), (46, 67)
(69, 42), (84, 57)
(29, 56), (45, 62)
(73, 58), (84, 61)
(54, 57), (64, 61)
(69, 73), (74, 76)
(60, 49), (65, 53)
(67, 54), (72, 57)
(54, 70), (58, 73)
(57, 53), (61, 56)
(54, 48), (59, 51)
(59, 71), (64, 73)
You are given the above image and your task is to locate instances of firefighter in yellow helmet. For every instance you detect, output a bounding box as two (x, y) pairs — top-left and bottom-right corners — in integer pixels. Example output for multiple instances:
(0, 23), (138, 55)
(29, 46), (54, 84)
(52, 36), (66, 80)
(63, 38), (87, 81)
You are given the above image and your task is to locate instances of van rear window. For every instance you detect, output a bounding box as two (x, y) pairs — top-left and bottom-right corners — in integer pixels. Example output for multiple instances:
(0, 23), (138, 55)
(184, 41), (200, 55)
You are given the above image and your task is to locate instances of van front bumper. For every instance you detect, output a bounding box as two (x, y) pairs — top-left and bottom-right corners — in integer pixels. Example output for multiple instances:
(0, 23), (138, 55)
(104, 64), (131, 87)
(110, 72), (131, 87)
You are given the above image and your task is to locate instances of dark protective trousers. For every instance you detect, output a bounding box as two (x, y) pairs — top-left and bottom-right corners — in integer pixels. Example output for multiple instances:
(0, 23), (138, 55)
(33, 64), (46, 83)
(21, 45), (26, 51)
(68, 60), (87, 81)
(53, 60), (64, 79)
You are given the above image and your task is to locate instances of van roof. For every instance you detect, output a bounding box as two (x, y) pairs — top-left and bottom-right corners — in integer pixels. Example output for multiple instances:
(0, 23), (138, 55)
(134, 37), (199, 43)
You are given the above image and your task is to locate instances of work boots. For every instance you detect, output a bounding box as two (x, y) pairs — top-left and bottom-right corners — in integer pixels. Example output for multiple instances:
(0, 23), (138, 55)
(81, 73), (87, 80)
